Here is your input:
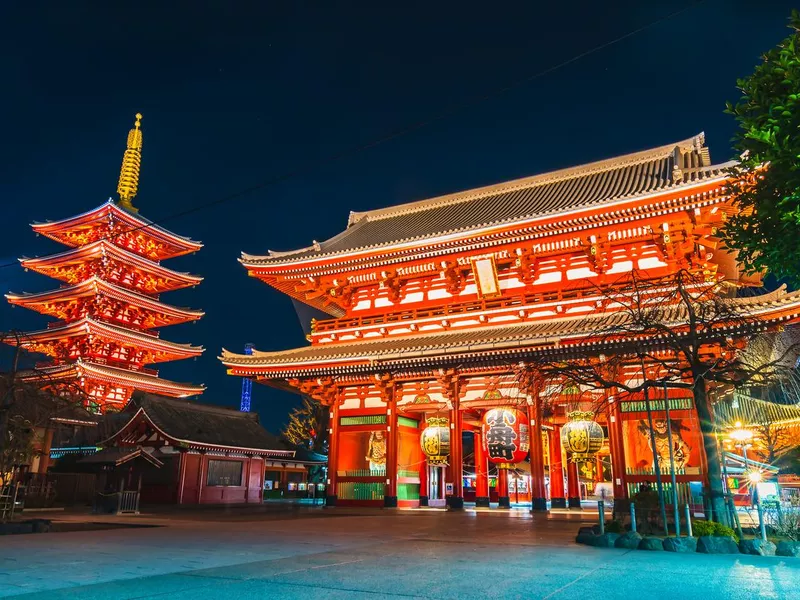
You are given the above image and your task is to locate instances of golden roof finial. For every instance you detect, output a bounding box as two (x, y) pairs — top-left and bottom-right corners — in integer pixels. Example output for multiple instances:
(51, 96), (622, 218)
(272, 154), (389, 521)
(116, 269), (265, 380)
(116, 113), (143, 213)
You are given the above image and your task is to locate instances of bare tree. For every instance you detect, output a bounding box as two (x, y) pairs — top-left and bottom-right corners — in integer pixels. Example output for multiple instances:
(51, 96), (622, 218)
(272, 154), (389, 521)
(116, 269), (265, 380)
(281, 395), (329, 455)
(752, 420), (794, 464)
(526, 270), (800, 525)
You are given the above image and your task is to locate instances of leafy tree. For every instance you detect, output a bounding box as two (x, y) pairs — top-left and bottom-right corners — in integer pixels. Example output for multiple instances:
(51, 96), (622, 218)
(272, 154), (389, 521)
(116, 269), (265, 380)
(723, 11), (800, 284)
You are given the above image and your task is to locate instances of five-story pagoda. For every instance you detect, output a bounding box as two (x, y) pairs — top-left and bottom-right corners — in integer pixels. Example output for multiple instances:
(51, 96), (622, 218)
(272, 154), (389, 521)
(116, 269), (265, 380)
(5, 115), (205, 412)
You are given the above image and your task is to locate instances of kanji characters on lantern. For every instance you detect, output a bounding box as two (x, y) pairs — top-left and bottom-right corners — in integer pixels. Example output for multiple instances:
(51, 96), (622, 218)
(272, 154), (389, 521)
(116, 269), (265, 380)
(561, 411), (604, 462)
(482, 407), (529, 466)
(420, 417), (451, 466)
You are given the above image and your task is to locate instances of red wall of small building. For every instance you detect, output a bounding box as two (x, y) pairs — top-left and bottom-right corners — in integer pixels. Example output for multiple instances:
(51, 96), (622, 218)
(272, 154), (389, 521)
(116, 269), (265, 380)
(178, 453), (264, 505)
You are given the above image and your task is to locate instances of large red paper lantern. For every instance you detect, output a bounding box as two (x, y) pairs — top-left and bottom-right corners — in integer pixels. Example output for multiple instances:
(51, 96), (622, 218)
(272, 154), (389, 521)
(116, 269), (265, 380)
(482, 407), (529, 467)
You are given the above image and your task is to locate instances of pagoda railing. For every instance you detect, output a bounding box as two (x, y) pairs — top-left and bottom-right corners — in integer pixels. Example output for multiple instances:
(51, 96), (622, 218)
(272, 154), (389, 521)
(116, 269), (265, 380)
(34, 359), (159, 377)
(46, 318), (160, 337)
(312, 286), (602, 333)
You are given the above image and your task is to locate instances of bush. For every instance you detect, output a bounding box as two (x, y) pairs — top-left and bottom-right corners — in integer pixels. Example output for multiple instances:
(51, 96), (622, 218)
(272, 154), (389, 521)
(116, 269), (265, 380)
(765, 506), (800, 541)
(692, 519), (739, 542)
(692, 520), (716, 537)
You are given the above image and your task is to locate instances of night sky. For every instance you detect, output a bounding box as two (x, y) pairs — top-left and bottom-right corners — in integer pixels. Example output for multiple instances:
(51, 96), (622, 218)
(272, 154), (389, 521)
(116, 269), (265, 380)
(0, 1), (796, 430)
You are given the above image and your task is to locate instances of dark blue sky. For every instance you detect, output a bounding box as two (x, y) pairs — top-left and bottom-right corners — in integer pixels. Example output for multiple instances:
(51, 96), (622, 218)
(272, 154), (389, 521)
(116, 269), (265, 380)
(0, 1), (795, 430)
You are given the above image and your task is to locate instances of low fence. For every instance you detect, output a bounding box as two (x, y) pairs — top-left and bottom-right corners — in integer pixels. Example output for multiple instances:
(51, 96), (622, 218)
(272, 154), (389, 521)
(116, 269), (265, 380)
(21, 473), (96, 508)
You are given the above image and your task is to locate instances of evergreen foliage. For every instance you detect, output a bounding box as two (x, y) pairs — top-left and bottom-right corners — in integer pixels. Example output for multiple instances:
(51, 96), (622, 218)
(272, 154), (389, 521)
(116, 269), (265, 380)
(723, 11), (800, 284)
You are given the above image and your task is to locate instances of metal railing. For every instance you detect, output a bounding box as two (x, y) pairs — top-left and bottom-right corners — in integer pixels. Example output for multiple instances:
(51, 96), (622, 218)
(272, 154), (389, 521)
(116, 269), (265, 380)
(94, 490), (140, 515)
(0, 484), (22, 521)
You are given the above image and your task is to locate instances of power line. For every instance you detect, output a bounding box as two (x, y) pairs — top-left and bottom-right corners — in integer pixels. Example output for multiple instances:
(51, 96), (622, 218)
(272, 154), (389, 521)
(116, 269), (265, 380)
(0, 1), (703, 274)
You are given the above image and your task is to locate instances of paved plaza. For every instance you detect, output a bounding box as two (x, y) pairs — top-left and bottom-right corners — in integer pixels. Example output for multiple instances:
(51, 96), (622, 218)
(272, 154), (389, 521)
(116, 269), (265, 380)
(1, 507), (798, 599)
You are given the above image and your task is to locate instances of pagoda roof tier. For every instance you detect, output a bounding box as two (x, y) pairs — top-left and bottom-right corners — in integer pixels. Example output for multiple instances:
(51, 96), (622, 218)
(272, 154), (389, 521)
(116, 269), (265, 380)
(9, 317), (204, 364)
(220, 287), (800, 379)
(6, 276), (204, 328)
(242, 133), (731, 272)
(27, 361), (205, 398)
(32, 200), (202, 260)
(20, 240), (203, 293)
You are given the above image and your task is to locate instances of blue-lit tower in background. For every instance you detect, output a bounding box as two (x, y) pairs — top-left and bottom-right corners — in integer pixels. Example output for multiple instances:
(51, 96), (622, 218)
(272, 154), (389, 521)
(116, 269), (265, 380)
(240, 343), (255, 412)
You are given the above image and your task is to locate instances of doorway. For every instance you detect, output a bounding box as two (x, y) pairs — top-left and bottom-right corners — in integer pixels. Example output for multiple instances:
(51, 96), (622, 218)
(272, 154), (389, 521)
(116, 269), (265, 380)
(428, 465), (446, 508)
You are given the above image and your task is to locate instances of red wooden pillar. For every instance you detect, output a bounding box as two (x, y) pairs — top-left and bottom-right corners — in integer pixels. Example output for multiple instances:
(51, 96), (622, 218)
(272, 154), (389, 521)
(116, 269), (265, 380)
(418, 420), (429, 506)
(244, 456), (251, 503)
(529, 401), (547, 512)
(567, 460), (581, 508)
(257, 457), (265, 502)
(549, 425), (567, 508)
(606, 397), (629, 513)
(497, 467), (510, 508)
(447, 400), (464, 509)
(384, 398), (399, 507)
(197, 452), (206, 504)
(474, 429), (490, 507)
(326, 402), (339, 506)
(177, 450), (188, 504)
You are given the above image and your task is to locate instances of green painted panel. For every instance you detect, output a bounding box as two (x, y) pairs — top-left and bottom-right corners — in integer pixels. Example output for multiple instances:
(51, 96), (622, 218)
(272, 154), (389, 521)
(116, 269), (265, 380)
(398, 483), (420, 500)
(398, 416), (419, 428)
(340, 415), (387, 426)
(337, 482), (386, 500)
(620, 398), (693, 413)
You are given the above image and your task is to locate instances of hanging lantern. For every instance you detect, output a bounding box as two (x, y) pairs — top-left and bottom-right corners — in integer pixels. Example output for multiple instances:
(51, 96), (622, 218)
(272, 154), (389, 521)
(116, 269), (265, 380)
(482, 407), (529, 468)
(420, 417), (450, 466)
(561, 411), (604, 462)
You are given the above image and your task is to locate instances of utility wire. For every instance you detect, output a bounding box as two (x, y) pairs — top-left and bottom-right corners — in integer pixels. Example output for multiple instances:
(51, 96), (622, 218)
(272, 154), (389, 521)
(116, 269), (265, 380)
(0, 1), (703, 274)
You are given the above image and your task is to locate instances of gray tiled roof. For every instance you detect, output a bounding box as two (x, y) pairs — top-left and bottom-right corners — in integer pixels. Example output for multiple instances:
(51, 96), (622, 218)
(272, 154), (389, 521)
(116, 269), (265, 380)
(104, 394), (289, 453)
(244, 133), (731, 266)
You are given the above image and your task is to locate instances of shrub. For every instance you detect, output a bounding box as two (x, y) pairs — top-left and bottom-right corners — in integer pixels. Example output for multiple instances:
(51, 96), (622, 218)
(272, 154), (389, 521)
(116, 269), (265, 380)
(691, 520), (739, 541)
(692, 520), (716, 537)
(765, 506), (800, 541)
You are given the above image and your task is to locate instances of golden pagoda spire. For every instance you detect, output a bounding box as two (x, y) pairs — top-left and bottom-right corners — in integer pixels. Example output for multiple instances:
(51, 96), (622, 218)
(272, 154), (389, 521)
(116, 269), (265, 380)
(116, 113), (143, 213)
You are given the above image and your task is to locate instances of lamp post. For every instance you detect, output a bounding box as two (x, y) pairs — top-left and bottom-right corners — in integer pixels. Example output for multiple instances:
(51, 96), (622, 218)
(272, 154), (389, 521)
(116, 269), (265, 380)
(663, 381), (680, 536)
(728, 422), (754, 507)
(749, 470), (767, 542)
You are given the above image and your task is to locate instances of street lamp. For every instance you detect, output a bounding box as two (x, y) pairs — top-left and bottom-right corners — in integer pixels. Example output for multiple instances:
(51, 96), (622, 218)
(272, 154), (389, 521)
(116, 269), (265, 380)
(727, 421), (754, 488)
(748, 470), (767, 541)
(748, 470), (762, 485)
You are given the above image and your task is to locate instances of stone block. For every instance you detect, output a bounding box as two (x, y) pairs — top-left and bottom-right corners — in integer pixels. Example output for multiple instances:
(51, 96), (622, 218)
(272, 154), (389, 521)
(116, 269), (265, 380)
(591, 533), (620, 548)
(738, 539), (776, 556)
(696, 536), (740, 554)
(776, 541), (800, 557)
(24, 519), (52, 534)
(614, 531), (643, 549)
(575, 532), (596, 545)
(662, 536), (698, 553)
(638, 537), (664, 551)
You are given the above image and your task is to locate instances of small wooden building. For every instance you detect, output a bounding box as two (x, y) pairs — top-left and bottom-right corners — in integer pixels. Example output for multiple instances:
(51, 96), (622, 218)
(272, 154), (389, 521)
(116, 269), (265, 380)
(89, 394), (314, 505)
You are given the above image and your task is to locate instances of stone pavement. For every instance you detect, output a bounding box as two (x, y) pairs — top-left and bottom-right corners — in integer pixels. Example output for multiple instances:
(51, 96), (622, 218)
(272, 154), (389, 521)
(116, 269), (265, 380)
(1, 508), (798, 599)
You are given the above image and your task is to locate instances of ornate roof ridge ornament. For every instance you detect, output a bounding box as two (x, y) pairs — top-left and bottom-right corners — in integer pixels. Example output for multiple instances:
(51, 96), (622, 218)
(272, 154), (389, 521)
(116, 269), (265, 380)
(117, 113), (143, 213)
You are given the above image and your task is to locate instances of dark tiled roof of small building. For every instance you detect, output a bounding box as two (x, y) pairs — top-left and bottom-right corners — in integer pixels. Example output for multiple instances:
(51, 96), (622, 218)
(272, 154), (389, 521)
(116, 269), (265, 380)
(102, 394), (288, 453)
(244, 133), (731, 266)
